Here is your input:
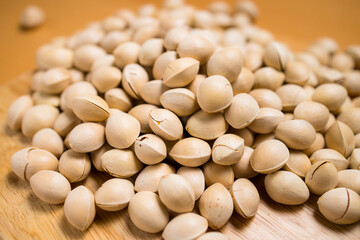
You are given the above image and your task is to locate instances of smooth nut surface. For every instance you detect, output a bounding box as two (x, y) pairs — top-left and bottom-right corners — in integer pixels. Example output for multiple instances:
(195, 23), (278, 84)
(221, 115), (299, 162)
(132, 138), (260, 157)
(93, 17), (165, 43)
(59, 149), (91, 183)
(134, 134), (167, 165)
(91, 66), (122, 93)
(212, 134), (244, 165)
(310, 148), (349, 171)
(69, 123), (105, 153)
(275, 120), (316, 150)
(40, 68), (71, 94)
(248, 107), (284, 134)
(158, 174), (195, 213)
(293, 101), (330, 131)
(104, 88), (133, 112)
(231, 178), (260, 218)
(148, 108), (183, 141)
(265, 171), (310, 205)
(153, 51), (177, 80)
(283, 150), (311, 178)
(350, 148), (360, 170)
(95, 178), (135, 211)
(128, 191), (169, 233)
(30, 170), (71, 204)
(134, 163), (175, 192)
(53, 111), (81, 137)
(7, 95), (33, 131)
(163, 57), (200, 88)
(160, 88), (199, 116)
(129, 104), (158, 133)
(203, 161), (234, 189)
(249, 89), (282, 110)
(318, 188), (360, 225)
(197, 75), (233, 113)
(250, 139), (289, 174)
(177, 166), (205, 200)
(64, 186), (96, 231)
(263, 41), (289, 71)
(232, 67), (254, 95)
(177, 35), (215, 64)
(312, 83), (347, 112)
(232, 146), (257, 179)
(121, 63), (149, 99)
(337, 108), (360, 135)
(325, 121), (355, 158)
(253, 67), (285, 91)
(72, 95), (110, 122)
(337, 170), (360, 194)
(101, 149), (143, 178)
(162, 213), (208, 240)
(199, 183), (233, 230)
(32, 128), (64, 157)
(275, 84), (308, 112)
(139, 80), (169, 106)
(305, 160), (338, 195)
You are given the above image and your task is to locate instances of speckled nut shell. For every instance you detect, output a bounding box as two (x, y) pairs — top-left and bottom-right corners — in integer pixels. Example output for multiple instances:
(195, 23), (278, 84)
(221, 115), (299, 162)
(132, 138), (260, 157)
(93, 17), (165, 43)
(197, 75), (233, 113)
(293, 101), (330, 131)
(148, 108), (183, 141)
(317, 188), (360, 225)
(250, 139), (289, 174)
(224, 93), (259, 129)
(162, 213), (208, 240)
(265, 171), (310, 205)
(101, 149), (143, 178)
(128, 191), (169, 233)
(231, 178), (260, 218)
(212, 134), (244, 165)
(170, 137), (211, 167)
(275, 120), (316, 150)
(68, 122), (105, 153)
(134, 163), (175, 192)
(305, 160), (338, 195)
(325, 121), (355, 158)
(186, 110), (228, 140)
(134, 134), (167, 165)
(310, 149), (349, 171)
(207, 47), (243, 83)
(312, 83), (348, 112)
(203, 161), (234, 189)
(199, 183), (233, 230)
(105, 111), (140, 149)
(162, 57), (200, 88)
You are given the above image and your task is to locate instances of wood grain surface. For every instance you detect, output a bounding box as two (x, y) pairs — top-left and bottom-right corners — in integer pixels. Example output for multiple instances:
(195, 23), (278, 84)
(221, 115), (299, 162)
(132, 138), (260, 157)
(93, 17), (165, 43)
(0, 0), (360, 239)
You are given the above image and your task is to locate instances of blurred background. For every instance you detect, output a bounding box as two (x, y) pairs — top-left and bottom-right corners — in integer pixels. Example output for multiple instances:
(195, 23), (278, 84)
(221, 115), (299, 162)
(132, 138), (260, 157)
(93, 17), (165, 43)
(0, 0), (359, 83)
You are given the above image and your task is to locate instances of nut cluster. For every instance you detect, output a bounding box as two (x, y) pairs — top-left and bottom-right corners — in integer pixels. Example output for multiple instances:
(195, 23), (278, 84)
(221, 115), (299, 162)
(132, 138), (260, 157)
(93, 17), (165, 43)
(7, 0), (360, 237)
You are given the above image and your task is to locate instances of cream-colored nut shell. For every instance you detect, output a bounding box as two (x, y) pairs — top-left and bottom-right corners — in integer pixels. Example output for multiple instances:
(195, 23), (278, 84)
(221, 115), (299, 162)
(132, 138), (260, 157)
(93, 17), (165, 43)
(90, 143), (111, 172)
(229, 127), (254, 147)
(275, 84), (308, 112)
(250, 139), (289, 174)
(95, 178), (135, 211)
(162, 213), (208, 240)
(253, 67), (285, 91)
(275, 120), (316, 150)
(134, 163), (175, 192)
(53, 111), (81, 137)
(40, 68), (71, 94)
(162, 57), (200, 88)
(197, 75), (233, 113)
(232, 146), (257, 178)
(164, 27), (189, 51)
(248, 107), (284, 134)
(158, 174), (195, 213)
(285, 61), (311, 85)
(59, 149), (91, 183)
(21, 104), (59, 137)
(337, 169), (360, 194)
(249, 89), (282, 110)
(101, 149), (143, 178)
(312, 83), (348, 112)
(350, 148), (360, 170)
(207, 47), (243, 83)
(338, 108), (360, 134)
(32, 128), (64, 157)
(325, 121), (355, 158)
(283, 150), (311, 178)
(36, 46), (73, 70)
(305, 160), (338, 195)
(128, 191), (169, 233)
(63, 81), (97, 110)
(134, 134), (167, 165)
(265, 171), (310, 205)
(30, 170), (71, 204)
(139, 38), (164, 66)
(64, 186), (96, 231)
(293, 101), (330, 131)
(231, 178), (260, 218)
(199, 183), (233, 230)
(72, 95), (110, 122)
(139, 80), (170, 106)
(91, 66), (122, 93)
(186, 110), (228, 140)
(129, 104), (158, 133)
(153, 51), (177, 80)
(7, 95), (33, 131)
(177, 35), (214, 64)
(148, 108), (183, 141)
(310, 148), (349, 171)
(212, 134), (244, 165)
(106, 111), (140, 149)
(263, 41), (289, 71)
(69, 123), (105, 153)
(177, 167), (205, 201)
(203, 161), (234, 189)
(232, 67), (254, 95)
(74, 44), (106, 71)
(113, 41), (140, 69)
(170, 137), (211, 167)
(224, 93), (259, 129)
(20, 5), (45, 28)
(10, 147), (58, 181)
(318, 188), (360, 225)
(121, 63), (149, 99)
(32, 90), (60, 106)
(104, 88), (133, 112)
(303, 133), (325, 156)
(251, 133), (276, 149)
(160, 88), (199, 116)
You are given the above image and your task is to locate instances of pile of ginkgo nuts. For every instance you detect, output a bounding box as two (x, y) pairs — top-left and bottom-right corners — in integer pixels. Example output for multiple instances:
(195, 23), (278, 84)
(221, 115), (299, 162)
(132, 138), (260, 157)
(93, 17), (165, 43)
(7, 0), (360, 238)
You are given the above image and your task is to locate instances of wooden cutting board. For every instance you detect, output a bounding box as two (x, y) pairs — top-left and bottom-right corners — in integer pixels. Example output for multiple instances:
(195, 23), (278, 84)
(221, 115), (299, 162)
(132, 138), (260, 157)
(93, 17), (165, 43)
(0, 73), (359, 239)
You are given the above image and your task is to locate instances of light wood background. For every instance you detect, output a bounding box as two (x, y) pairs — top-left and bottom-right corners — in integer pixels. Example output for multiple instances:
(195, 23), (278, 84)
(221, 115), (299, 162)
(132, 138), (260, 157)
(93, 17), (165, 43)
(0, 0), (360, 239)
